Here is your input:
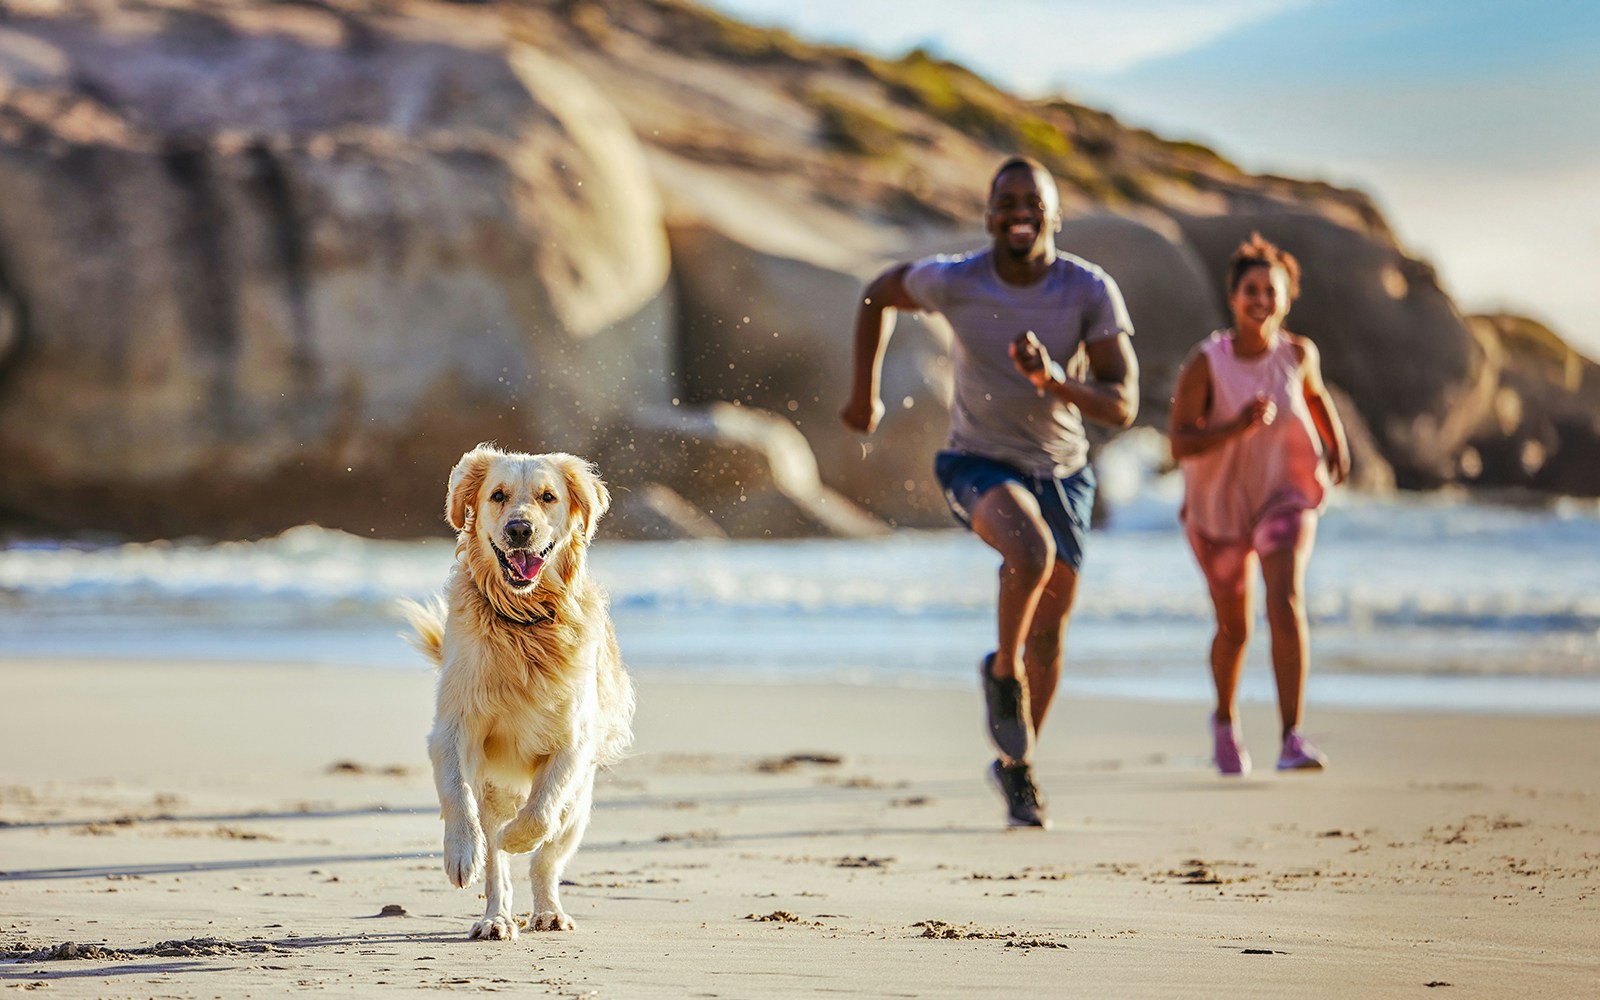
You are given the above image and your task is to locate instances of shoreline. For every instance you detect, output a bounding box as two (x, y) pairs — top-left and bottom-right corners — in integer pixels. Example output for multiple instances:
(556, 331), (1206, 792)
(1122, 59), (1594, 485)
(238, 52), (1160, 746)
(3, 657), (1598, 997)
(7, 651), (1600, 717)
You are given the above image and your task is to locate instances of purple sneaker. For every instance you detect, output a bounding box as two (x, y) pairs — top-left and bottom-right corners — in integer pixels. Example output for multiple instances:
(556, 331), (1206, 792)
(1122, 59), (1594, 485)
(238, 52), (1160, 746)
(1277, 730), (1327, 771)
(1212, 715), (1251, 776)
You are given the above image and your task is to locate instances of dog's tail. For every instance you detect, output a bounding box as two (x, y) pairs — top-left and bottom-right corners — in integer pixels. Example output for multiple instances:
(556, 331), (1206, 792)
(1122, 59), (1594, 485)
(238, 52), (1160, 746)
(397, 595), (447, 668)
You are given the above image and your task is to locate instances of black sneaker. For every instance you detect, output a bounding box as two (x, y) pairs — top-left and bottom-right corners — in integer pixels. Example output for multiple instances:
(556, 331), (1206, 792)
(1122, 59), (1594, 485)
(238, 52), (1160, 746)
(980, 654), (1033, 763)
(989, 759), (1050, 829)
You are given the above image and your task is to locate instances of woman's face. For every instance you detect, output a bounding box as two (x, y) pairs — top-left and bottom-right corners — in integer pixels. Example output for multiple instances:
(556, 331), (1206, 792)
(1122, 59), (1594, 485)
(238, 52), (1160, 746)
(1230, 263), (1291, 331)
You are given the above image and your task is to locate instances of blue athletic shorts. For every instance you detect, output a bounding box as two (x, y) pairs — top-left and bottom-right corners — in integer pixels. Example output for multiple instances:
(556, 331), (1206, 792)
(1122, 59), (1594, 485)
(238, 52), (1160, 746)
(933, 450), (1097, 571)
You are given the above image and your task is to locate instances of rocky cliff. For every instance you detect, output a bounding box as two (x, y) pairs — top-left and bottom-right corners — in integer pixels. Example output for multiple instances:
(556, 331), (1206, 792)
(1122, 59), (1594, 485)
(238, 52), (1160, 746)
(0, 0), (1593, 541)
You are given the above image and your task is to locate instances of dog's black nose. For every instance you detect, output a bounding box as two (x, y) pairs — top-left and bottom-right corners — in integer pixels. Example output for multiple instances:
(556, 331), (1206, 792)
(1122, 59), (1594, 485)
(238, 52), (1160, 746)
(505, 519), (533, 547)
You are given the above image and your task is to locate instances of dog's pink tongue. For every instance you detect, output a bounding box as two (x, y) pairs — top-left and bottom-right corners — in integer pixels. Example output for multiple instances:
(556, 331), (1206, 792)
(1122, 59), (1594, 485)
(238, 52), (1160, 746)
(509, 551), (543, 580)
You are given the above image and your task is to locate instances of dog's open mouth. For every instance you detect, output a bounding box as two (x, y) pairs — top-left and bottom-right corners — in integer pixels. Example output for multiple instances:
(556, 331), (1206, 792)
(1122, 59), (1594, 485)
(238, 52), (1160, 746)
(492, 540), (555, 588)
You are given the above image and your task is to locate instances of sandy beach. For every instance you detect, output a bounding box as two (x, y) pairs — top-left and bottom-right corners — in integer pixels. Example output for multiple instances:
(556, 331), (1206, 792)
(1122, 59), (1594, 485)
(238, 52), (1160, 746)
(2, 656), (1597, 998)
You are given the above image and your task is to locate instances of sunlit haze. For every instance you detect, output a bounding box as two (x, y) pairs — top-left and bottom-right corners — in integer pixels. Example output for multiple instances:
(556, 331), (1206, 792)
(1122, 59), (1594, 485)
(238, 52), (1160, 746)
(707, 0), (1600, 356)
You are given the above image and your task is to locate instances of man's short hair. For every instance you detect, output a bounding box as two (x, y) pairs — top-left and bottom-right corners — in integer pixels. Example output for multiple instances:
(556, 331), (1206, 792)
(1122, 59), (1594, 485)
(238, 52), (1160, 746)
(988, 155), (1056, 202)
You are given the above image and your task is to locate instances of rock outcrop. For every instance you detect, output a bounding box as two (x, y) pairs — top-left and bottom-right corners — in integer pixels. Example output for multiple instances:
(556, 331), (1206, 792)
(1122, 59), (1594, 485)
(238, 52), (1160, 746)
(1461, 314), (1600, 495)
(597, 402), (886, 539)
(0, 1), (679, 537)
(0, 0), (1594, 543)
(667, 221), (955, 527)
(531, 0), (1593, 508)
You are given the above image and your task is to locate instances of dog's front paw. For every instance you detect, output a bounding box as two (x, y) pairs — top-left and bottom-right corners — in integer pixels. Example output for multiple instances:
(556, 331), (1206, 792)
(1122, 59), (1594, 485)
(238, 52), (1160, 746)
(469, 915), (519, 941)
(498, 814), (549, 855)
(529, 909), (575, 932)
(442, 827), (485, 888)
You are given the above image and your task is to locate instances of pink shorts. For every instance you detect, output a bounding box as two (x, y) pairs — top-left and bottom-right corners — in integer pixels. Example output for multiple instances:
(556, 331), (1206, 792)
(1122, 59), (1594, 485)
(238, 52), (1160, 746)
(1184, 508), (1318, 593)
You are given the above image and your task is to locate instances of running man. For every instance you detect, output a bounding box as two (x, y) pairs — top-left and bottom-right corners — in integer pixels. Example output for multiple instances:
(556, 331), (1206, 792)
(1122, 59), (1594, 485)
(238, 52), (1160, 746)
(840, 156), (1139, 828)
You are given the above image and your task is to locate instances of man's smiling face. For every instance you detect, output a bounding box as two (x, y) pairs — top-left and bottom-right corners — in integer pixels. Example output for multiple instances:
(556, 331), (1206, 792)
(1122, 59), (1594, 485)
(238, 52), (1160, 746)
(985, 164), (1061, 262)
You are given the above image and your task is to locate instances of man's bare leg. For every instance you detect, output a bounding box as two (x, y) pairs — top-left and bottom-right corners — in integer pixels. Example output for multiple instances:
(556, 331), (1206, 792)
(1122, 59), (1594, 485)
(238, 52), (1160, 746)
(970, 484), (1056, 687)
(1022, 560), (1079, 736)
(969, 483), (1057, 826)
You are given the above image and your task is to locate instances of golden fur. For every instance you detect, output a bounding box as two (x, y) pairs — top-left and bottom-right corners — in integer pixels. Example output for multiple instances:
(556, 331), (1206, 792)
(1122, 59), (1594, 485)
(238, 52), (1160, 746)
(402, 443), (634, 940)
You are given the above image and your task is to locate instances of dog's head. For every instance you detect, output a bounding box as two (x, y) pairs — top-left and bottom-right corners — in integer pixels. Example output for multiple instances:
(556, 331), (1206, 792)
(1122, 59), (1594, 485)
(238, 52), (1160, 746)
(445, 443), (611, 598)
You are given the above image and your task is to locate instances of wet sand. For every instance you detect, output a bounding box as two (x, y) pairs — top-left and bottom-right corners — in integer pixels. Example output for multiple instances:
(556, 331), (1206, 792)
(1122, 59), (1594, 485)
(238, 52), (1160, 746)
(2, 658), (1597, 997)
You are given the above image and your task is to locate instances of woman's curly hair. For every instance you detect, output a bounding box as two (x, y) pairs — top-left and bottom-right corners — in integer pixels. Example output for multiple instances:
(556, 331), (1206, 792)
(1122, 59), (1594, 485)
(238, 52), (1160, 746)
(1226, 232), (1301, 299)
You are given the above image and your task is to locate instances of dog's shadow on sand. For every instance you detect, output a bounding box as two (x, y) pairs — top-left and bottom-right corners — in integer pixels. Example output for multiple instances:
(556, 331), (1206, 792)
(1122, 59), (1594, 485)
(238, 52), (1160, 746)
(1, 772), (1261, 884)
(0, 803), (438, 833)
(0, 928), (533, 979)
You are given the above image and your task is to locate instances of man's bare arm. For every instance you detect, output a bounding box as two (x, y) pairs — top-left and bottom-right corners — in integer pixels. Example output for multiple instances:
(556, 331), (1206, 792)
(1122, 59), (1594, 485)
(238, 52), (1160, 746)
(840, 263), (919, 434)
(1014, 331), (1139, 428)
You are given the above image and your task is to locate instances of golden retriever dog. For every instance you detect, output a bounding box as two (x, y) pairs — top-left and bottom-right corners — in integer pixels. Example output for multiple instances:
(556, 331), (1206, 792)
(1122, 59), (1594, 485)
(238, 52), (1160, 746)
(402, 443), (634, 940)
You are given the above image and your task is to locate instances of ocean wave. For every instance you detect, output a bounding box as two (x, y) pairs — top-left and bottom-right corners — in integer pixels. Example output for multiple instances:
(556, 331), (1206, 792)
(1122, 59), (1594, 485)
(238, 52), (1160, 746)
(3, 495), (1596, 646)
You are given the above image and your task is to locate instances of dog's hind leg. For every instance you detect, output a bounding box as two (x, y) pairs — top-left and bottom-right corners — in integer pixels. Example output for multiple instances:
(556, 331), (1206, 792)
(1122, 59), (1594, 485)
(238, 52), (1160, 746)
(468, 783), (520, 941)
(428, 719), (485, 890)
(526, 769), (597, 931)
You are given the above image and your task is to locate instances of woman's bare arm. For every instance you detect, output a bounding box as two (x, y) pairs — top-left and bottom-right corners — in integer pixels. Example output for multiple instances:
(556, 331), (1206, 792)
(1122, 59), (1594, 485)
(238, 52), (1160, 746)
(1167, 351), (1273, 459)
(1295, 336), (1351, 484)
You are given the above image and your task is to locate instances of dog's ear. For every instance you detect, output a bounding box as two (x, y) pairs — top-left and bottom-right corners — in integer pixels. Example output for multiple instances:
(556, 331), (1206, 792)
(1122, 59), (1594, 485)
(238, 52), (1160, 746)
(555, 454), (611, 544)
(446, 443), (499, 532)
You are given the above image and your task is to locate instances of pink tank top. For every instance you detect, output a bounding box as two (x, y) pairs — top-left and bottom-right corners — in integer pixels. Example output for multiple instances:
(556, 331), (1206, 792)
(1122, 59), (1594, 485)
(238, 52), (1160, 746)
(1179, 330), (1328, 543)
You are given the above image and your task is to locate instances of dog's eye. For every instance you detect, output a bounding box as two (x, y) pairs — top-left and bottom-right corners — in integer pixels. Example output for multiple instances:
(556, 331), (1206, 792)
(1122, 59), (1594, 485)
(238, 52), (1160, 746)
(490, 489), (507, 503)
(541, 490), (557, 504)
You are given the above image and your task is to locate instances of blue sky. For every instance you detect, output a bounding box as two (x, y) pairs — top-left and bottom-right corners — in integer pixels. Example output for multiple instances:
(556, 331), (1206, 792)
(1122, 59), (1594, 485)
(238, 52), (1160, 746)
(705, 0), (1600, 355)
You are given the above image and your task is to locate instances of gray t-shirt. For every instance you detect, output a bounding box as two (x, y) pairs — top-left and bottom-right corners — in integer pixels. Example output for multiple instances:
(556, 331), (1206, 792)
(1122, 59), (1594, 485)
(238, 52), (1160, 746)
(904, 248), (1134, 476)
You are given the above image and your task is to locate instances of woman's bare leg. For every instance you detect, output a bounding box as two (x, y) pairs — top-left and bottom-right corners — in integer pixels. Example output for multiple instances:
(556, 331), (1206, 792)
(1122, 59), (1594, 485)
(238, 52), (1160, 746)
(1187, 529), (1255, 724)
(1260, 515), (1318, 738)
